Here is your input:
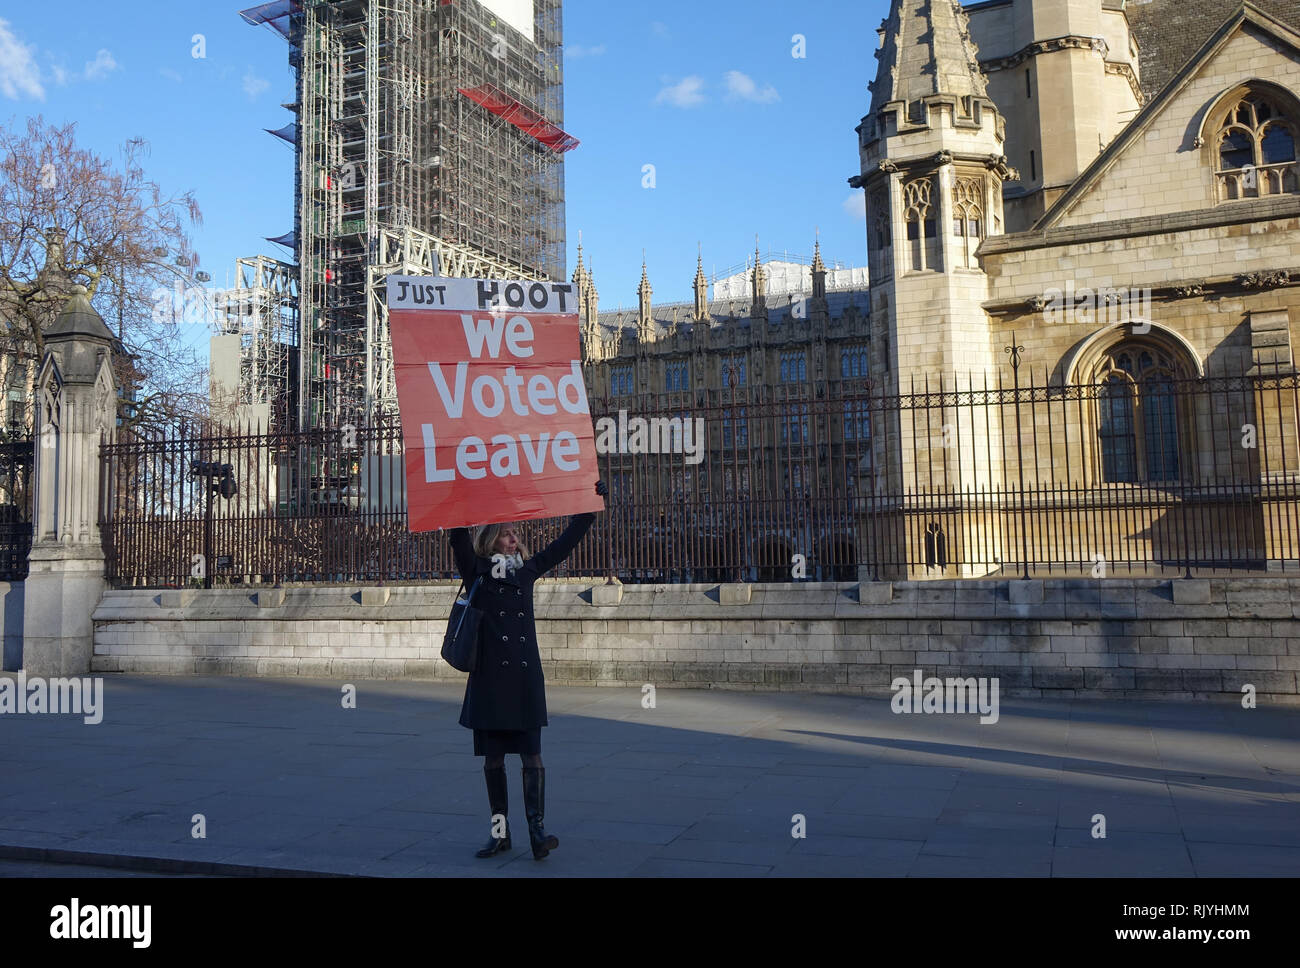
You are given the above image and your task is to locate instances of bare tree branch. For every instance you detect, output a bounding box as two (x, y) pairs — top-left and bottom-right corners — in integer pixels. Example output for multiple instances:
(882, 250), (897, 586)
(0, 115), (208, 438)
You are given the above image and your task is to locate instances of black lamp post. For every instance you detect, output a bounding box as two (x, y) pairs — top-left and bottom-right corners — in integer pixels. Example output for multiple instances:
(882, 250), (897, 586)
(189, 459), (237, 589)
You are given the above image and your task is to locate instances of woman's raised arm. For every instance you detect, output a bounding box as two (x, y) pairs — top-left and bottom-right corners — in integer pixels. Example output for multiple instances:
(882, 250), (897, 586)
(529, 513), (596, 577)
(530, 480), (607, 575)
(448, 527), (478, 583)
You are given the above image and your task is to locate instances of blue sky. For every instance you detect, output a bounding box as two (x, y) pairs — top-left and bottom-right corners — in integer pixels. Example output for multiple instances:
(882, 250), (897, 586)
(0, 0), (890, 317)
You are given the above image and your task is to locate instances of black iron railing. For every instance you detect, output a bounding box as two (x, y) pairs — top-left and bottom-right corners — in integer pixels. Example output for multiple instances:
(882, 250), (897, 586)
(97, 366), (1300, 588)
(0, 432), (34, 582)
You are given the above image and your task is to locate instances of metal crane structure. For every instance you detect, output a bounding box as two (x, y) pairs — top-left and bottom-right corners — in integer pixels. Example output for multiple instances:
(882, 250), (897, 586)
(213, 256), (300, 433)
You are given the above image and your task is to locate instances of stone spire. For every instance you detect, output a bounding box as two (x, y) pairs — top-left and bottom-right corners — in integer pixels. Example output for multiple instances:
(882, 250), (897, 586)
(571, 236), (589, 291)
(572, 237), (597, 325)
(573, 239), (601, 357)
(869, 0), (987, 114)
(750, 241), (767, 320)
(583, 259), (599, 331)
(636, 256), (653, 341)
(36, 226), (71, 293)
(693, 244), (710, 322)
(811, 234), (827, 303)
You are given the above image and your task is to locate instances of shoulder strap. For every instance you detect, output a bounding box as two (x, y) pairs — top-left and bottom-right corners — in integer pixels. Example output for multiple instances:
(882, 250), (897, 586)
(464, 574), (484, 603)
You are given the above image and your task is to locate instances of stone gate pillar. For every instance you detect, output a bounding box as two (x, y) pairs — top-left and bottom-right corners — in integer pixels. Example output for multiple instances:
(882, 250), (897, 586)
(21, 285), (117, 675)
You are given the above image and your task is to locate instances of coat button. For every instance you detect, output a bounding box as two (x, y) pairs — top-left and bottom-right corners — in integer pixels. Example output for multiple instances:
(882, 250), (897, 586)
(519, 636), (525, 642)
(518, 612), (524, 618)
(521, 660), (528, 668)
(516, 589), (522, 596)
(501, 635), (508, 641)
(501, 660), (509, 667)
(499, 611), (505, 617)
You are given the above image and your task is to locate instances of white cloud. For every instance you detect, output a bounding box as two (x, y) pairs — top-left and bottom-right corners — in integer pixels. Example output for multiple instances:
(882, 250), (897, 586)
(843, 192), (867, 220)
(49, 63), (68, 86)
(159, 67), (183, 83)
(83, 48), (118, 81)
(242, 68), (269, 99)
(566, 43), (607, 58)
(0, 18), (44, 100)
(654, 75), (705, 108)
(724, 70), (779, 104)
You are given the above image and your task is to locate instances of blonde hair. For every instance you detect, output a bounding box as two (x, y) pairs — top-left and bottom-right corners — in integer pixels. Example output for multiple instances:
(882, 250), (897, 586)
(471, 522), (531, 560)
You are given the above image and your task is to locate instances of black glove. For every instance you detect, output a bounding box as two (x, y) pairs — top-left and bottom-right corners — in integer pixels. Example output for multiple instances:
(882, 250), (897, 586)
(595, 479), (608, 498)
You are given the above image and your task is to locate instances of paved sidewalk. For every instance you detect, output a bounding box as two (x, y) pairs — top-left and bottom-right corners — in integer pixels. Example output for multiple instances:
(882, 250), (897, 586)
(0, 676), (1298, 876)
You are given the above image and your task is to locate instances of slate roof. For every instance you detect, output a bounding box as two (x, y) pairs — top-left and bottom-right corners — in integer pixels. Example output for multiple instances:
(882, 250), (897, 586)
(46, 287), (116, 343)
(1127, 0), (1300, 100)
(874, 0), (989, 110)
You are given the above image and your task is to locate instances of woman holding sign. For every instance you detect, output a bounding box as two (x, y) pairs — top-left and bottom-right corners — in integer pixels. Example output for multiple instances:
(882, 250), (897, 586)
(448, 478), (607, 860)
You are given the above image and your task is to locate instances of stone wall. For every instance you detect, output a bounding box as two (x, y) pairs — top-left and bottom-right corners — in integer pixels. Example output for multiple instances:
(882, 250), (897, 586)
(91, 577), (1300, 702)
(1, 582), (23, 672)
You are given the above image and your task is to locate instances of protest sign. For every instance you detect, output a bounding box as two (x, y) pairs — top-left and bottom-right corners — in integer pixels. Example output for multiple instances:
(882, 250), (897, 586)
(387, 276), (603, 531)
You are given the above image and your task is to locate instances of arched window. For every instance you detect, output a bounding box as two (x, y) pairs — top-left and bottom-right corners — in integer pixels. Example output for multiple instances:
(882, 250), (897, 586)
(611, 365), (633, 396)
(780, 352), (806, 383)
(664, 360), (688, 392)
(952, 175), (985, 269)
(840, 345), (868, 379)
(724, 466), (751, 499)
(872, 199), (891, 252)
(1093, 345), (1186, 483)
(1213, 89), (1299, 200)
(903, 177), (939, 272)
(869, 189), (892, 278)
(1098, 374), (1137, 481)
(721, 355), (746, 387)
(721, 407), (748, 448)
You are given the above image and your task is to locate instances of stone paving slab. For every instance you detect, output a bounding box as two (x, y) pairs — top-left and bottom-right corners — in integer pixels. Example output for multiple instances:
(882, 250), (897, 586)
(0, 676), (1297, 876)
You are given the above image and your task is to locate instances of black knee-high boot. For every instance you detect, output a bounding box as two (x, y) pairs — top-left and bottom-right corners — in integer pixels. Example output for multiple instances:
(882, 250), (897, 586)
(521, 766), (559, 860)
(475, 766), (511, 858)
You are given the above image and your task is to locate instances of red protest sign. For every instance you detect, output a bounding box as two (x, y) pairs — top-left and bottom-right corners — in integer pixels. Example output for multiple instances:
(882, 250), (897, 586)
(387, 276), (603, 532)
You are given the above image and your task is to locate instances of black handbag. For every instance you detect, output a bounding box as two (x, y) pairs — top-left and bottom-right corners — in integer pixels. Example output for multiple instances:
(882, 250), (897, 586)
(441, 575), (484, 673)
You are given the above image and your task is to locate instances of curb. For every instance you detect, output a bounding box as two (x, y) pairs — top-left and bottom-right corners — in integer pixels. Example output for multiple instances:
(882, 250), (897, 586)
(0, 843), (359, 878)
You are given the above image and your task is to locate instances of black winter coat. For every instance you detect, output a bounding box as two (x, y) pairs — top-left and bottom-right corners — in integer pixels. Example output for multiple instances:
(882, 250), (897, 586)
(450, 513), (595, 731)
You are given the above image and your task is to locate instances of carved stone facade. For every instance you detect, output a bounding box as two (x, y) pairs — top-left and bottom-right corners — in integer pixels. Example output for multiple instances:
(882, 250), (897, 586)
(974, 1), (1300, 393)
(580, 244), (869, 388)
(578, 0), (1300, 580)
(846, 0), (1300, 577)
(574, 241), (871, 515)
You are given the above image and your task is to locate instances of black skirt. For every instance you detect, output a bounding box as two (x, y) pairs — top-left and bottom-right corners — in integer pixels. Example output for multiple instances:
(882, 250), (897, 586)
(473, 727), (542, 756)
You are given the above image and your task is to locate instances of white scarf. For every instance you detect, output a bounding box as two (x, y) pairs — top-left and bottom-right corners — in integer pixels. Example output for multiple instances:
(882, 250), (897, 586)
(497, 552), (525, 575)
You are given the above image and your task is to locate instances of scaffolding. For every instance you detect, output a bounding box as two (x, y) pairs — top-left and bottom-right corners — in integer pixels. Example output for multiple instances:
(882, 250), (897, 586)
(364, 226), (547, 422)
(216, 256), (301, 432)
(241, 0), (573, 431)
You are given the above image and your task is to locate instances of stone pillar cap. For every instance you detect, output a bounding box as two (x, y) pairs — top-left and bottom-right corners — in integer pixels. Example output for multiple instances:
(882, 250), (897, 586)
(46, 286), (115, 344)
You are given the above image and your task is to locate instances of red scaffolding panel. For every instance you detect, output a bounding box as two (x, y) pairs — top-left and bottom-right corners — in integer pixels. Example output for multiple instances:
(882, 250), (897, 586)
(457, 83), (580, 153)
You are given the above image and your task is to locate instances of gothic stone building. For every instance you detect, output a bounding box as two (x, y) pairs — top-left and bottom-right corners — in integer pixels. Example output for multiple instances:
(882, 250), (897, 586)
(845, 0), (1300, 578)
(579, 0), (1300, 581)
(574, 243), (872, 580)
